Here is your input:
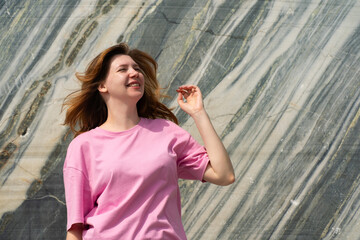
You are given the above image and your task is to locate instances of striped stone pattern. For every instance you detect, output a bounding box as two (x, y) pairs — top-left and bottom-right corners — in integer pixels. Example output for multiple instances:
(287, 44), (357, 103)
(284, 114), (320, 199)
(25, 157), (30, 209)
(0, 0), (359, 239)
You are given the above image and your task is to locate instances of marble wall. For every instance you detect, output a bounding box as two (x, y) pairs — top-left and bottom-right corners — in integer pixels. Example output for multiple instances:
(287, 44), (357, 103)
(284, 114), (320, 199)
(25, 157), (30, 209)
(0, 0), (359, 239)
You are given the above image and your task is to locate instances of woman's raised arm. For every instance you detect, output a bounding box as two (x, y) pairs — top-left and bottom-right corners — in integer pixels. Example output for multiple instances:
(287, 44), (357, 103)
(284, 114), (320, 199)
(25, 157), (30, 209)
(177, 85), (235, 186)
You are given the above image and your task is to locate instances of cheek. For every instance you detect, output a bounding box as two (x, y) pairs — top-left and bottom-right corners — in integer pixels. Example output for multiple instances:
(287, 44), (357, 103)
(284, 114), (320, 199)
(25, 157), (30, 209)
(106, 80), (117, 93)
(140, 73), (145, 83)
(108, 74), (126, 86)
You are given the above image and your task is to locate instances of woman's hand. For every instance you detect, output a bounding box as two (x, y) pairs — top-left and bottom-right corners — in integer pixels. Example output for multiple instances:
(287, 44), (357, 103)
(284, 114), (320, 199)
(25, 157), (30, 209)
(176, 85), (204, 117)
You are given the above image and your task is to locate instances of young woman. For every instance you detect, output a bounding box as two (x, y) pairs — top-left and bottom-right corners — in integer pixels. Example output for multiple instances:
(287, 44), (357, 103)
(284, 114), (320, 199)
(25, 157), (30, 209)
(63, 43), (234, 240)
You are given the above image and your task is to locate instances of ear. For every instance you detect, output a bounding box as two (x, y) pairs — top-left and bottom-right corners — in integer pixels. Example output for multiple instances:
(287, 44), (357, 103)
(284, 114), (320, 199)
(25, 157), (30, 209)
(98, 82), (108, 93)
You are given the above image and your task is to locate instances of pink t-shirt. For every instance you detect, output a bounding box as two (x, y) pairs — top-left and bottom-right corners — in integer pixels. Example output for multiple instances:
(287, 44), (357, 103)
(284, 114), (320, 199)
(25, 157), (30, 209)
(63, 118), (209, 239)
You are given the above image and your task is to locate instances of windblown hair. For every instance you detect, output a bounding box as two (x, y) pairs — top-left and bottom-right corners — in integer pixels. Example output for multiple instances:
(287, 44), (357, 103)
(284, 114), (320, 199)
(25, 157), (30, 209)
(63, 43), (178, 137)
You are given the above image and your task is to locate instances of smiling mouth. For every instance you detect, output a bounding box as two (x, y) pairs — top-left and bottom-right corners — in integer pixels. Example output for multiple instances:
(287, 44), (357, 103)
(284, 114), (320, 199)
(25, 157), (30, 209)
(126, 83), (140, 87)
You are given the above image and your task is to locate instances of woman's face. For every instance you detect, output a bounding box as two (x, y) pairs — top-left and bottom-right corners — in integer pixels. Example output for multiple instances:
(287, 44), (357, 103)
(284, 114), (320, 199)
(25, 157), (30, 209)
(99, 54), (145, 104)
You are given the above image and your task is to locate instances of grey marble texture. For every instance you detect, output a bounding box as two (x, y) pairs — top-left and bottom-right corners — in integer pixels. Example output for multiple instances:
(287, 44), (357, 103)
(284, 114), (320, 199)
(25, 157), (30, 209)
(0, 0), (359, 239)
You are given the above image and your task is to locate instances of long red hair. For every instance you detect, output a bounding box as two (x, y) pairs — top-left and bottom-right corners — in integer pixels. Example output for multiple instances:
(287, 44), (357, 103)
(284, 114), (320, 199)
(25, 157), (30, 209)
(63, 43), (178, 137)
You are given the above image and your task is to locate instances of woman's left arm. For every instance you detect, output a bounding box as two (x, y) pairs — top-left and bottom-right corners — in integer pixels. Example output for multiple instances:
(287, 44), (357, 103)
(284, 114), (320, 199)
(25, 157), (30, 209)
(177, 85), (235, 186)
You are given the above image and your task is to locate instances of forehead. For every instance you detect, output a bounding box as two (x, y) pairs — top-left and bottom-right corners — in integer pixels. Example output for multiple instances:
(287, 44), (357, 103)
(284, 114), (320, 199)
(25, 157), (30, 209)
(109, 54), (137, 68)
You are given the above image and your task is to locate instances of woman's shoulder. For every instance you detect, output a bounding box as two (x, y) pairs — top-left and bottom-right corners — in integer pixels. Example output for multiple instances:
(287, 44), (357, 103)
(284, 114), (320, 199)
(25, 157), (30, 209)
(68, 129), (94, 148)
(64, 130), (95, 171)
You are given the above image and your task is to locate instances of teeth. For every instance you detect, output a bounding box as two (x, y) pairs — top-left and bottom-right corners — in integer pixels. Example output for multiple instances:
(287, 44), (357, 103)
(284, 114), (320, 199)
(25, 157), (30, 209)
(128, 83), (140, 87)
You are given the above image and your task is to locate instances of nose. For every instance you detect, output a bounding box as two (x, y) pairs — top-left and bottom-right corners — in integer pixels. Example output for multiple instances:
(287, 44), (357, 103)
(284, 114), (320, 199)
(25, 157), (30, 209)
(129, 67), (139, 77)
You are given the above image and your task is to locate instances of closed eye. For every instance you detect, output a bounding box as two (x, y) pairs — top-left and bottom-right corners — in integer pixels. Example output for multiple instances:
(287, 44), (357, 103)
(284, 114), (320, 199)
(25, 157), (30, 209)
(116, 65), (142, 72)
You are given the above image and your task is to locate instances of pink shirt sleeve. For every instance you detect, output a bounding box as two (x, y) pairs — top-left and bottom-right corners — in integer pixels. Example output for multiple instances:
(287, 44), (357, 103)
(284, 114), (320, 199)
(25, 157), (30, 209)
(175, 130), (210, 181)
(63, 139), (93, 231)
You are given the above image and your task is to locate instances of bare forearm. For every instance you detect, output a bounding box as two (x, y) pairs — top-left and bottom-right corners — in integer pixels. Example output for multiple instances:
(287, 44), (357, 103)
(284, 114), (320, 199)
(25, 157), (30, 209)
(191, 109), (235, 185)
(66, 224), (83, 240)
(66, 231), (82, 240)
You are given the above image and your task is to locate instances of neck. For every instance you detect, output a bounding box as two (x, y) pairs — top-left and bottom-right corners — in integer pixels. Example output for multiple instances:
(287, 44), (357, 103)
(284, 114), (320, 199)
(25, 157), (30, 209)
(100, 99), (140, 132)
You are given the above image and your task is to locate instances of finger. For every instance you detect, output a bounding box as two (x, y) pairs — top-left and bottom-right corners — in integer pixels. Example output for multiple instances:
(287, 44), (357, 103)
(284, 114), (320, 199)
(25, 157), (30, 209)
(176, 88), (191, 99)
(176, 88), (189, 94)
(177, 92), (184, 102)
(190, 85), (202, 96)
(178, 85), (196, 92)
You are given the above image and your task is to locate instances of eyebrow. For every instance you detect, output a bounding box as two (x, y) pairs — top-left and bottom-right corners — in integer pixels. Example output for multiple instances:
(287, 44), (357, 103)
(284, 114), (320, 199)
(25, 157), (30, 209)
(116, 63), (140, 69)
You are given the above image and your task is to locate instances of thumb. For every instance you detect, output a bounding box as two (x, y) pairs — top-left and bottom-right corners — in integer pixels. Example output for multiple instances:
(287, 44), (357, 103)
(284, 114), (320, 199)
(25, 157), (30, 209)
(177, 92), (188, 112)
(177, 92), (184, 104)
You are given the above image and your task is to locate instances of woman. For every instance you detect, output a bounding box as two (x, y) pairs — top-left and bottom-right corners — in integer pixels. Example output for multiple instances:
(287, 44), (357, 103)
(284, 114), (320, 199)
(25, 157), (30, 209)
(63, 43), (234, 240)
